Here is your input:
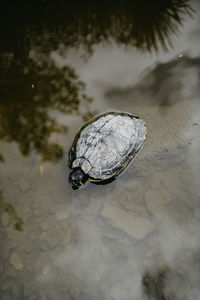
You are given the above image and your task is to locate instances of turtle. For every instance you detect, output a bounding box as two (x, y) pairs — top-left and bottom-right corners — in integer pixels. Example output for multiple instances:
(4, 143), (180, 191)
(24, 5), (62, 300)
(68, 111), (146, 189)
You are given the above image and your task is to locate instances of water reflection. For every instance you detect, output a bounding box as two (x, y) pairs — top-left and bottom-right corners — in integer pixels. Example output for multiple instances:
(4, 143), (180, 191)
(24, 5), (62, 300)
(1, 0), (193, 53)
(0, 50), (92, 161)
(105, 54), (200, 108)
(0, 1), (199, 300)
(0, 0), (193, 162)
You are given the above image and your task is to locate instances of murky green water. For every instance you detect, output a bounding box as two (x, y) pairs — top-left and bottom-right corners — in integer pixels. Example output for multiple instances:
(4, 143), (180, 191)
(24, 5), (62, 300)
(1, 1), (200, 299)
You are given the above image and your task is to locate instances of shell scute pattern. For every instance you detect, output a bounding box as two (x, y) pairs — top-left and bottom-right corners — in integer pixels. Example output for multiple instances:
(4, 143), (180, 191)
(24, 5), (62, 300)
(70, 112), (146, 180)
(76, 114), (115, 159)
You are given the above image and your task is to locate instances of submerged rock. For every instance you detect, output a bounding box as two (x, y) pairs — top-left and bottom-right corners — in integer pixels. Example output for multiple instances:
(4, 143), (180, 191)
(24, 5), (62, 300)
(101, 203), (155, 239)
(9, 253), (24, 271)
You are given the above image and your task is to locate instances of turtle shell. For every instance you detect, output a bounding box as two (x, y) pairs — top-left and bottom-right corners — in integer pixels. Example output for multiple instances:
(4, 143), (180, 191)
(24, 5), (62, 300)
(69, 112), (146, 182)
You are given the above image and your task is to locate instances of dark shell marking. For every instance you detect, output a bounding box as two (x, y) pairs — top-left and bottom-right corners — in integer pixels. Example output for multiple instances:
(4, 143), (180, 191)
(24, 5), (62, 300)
(69, 112), (146, 184)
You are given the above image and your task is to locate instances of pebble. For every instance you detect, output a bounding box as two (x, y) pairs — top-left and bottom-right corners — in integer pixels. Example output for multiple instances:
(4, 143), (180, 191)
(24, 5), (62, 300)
(9, 253), (24, 271)
(42, 263), (51, 275)
(101, 203), (155, 239)
(54, 210), (69, 221)
(39, 220), (49, 231)
(1, 212), (10, 226)
(18, 178), (30, 192)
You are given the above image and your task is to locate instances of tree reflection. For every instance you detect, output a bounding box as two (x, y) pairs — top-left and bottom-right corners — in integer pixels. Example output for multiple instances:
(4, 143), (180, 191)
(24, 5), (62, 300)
(0, 51), (92, 161)
(0, 0), (193, 161)
(0, 0), (193, 53)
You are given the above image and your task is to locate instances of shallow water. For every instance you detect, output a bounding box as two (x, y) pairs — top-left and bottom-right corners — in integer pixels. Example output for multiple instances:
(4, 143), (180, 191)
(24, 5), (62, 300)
(1, 1), (200, 299)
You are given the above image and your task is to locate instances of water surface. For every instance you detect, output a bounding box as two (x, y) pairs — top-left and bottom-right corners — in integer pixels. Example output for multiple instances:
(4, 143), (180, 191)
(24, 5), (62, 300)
(1, 1), (200, 299)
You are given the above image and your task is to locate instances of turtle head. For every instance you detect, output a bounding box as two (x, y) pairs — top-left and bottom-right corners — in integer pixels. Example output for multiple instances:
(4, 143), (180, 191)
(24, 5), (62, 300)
(69, 167), (88, 190)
